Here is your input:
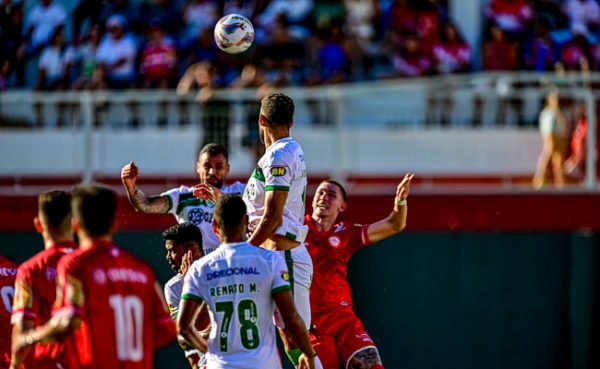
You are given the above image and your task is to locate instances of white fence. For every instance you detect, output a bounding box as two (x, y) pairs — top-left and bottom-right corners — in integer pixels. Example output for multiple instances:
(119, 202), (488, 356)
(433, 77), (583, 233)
(0, 72), (597, 190)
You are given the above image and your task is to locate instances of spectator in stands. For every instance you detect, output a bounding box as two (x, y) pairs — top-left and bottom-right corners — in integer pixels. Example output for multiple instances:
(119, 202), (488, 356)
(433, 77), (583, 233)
(23, 0), (66, 57)
(484, 0), (533, 40)
(483, 25), (519, 71)
(180, 27), (219, 69)
(177, 62), (230, 149)
(222, 0), (258, 19)
(523, 21), (558, 71)
(311, 21), (350, 84)
(72, 0), (104, 42)
(139, 19), (178, 126)
(412, 0), (447, 56)
(562, 0), (600, 36)
(343, 0), (381, 79)
(0, 0), (24, 88)
(34, 26), (70, 127)
(391, 34), (432, 77)
(138, 0), (181, 36)
(68, 24), (104, 90)
(97, 0), (141, 35)
(95, 14), (139, 126)
(257, 0), (314, 39)
(313, 0), (346, 31)
(427, 22), (471, 126)
(260, 21), (305, 85)
(556, 28), (594, 72)
(181, 0), (218, 44)
(532, 88), (568, 189)
(386, 0), (416, 39)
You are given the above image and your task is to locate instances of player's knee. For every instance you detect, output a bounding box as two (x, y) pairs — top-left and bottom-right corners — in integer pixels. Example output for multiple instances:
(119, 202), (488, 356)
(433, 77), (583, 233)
(347, 347), (382, 369)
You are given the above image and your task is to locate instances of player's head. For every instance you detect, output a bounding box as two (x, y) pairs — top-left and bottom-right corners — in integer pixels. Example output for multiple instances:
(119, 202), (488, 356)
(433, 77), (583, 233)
(196, 143), (230, 189)
(212, 195), (248, 242)
(312, 180), (347, 220)
(259, 92), (294, 143)
(71, 185), (117, 238)
(162, 223), (203, 272)
(35, 190), (72, 236)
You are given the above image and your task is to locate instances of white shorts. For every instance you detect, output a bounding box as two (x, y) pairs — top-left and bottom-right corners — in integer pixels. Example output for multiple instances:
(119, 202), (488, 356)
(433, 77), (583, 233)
(184, 348), (207, 367)
(274, 243), (313, 330)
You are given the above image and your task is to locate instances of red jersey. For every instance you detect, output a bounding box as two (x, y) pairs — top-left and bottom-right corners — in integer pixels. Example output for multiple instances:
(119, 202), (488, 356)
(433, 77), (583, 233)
(53, 240), (176, 369)
(140, 37), (177, 79)
(304, 215), (372, 314)
(11, 242), (78, 368)
(0, 255), (18, 367)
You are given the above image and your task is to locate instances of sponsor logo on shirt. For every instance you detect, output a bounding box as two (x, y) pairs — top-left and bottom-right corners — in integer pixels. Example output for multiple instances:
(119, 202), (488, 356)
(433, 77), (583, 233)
(0, 267), (16, 277)
(206, 267), (260, 281)
(269, 166), (287, 177)
(93, 268), (148, 284)
(188, 208), (212, 225)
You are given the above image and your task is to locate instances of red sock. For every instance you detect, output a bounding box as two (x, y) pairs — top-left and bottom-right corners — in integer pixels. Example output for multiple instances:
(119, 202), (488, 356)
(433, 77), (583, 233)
(371, 365), (385, 369)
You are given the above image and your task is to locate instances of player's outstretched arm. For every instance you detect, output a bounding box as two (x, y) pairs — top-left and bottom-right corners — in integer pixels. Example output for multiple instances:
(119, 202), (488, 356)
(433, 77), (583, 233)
(366, 173), (414, 243)
(273, 290), (315, 369)
(247, 190), (287, 247)
(177, 298), (208, 354)
(121, 161), (170, 214)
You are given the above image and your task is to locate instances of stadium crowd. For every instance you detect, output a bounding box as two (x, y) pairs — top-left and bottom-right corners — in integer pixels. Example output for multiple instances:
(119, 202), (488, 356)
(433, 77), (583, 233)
(1, 0), (600, 92)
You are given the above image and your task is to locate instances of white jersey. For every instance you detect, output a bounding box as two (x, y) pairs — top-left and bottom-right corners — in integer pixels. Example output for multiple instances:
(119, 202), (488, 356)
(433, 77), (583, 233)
(162, 182), (246, 255)
(182, 242), (291, 369)
(243, 137), (308, 242)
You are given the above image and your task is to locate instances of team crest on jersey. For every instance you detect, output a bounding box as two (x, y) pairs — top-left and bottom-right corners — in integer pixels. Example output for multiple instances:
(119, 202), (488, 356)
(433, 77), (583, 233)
(269, 166), (287, 177)
(328, 236), (341, 248)
(45, 267), (56, 281)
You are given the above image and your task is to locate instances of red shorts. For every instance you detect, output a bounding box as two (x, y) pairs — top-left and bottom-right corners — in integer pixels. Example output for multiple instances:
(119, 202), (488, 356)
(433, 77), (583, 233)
(310, 306), (376, 369)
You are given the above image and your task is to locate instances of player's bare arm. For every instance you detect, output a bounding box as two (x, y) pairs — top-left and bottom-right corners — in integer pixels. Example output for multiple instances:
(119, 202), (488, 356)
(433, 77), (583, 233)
(13, 314), (82, 358)
(247, 189), (291, 250)
(366, 173), (414, 243)
(9, 319), (34, 369)
(273, 290), (316, 369)
(177, 298), (208, 354)
(121, 161), (170, 214)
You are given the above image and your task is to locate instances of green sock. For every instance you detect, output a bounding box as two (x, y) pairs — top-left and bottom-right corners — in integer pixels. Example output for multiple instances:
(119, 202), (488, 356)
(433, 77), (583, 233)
(285, 348), (303, 366)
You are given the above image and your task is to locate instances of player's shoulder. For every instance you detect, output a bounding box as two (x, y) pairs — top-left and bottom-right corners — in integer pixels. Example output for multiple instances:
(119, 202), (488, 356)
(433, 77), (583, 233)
(165, 273), (183, 289)
(222, 181), (246, 195)
(163, 185), (194, 196)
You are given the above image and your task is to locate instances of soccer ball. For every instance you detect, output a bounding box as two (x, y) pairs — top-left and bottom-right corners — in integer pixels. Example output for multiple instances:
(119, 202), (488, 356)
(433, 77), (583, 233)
(214, 14), (254, 54)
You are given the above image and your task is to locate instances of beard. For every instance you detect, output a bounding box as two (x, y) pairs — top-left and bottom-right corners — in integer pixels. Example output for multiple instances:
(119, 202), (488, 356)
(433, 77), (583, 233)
(206, 176), (224, 189)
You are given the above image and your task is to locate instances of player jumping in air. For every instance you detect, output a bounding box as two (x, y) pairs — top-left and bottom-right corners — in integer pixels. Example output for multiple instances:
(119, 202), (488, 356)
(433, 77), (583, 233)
(306, 175), (413, 369)
(194, 92), (323, 369)
(12, 186), (176, 368)
(177, 194), (315, 369)
(162, 223), (208, 369)
(10, 191), (78, 369)
(121, 143), (245, 255)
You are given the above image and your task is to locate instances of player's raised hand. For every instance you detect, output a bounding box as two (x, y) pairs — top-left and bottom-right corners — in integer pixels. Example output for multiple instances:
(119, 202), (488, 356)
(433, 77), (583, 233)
(298, 353), (315, 369)
(121, 161), (139, 189)
(180, 250), (193, 276)
(396, 173), (414, 201)
(193, 183), (223, 203)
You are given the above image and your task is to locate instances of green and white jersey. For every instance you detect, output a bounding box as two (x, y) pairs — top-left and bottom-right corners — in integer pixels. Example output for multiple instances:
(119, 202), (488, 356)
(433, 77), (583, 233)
(242, 137), (308, 242)
(182, 242), (291, 369)
(162, 182), (245, 255)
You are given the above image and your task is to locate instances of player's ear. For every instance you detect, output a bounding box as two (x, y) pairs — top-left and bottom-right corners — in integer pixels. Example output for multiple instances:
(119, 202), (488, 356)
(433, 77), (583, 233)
(212, 218), (221, 241)
(109, 215), (120, 235)
(71, 217), (80, 233)
(289, 119), (293, 128)
(34, 216), (43, 234)
(258, 114), (267, 127)
(339, 201), (347, 213)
